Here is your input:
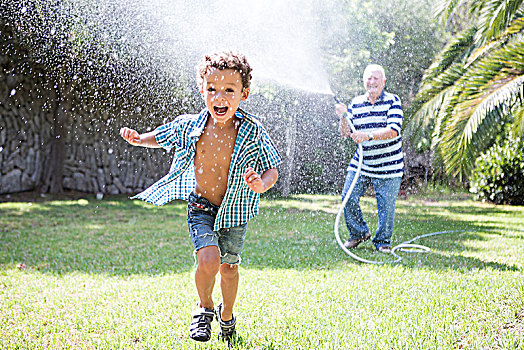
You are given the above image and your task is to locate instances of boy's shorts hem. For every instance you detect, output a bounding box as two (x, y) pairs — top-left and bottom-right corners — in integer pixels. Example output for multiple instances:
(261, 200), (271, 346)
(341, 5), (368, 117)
(187, 192), (247, 265)
(193, 246), (242, 266)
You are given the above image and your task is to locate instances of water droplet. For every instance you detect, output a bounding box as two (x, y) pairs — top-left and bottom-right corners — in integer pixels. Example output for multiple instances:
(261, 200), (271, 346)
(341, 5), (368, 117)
(10, 89), (16, 97)
(21, 7), (27, 14)
(108, 148), (113, 154)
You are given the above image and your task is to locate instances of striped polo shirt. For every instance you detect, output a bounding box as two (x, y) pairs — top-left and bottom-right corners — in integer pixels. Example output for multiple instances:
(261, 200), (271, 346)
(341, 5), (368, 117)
(345, 91), (404, 178)
(132, 108), (282, 231)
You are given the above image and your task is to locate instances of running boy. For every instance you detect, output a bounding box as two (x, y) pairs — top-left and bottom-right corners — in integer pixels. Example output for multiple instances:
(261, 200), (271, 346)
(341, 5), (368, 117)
(120, 51), (281, 343)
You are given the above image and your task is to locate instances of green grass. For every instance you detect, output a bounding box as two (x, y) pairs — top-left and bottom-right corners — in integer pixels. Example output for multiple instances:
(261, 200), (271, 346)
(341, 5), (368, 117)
(1, 192), (523, 349)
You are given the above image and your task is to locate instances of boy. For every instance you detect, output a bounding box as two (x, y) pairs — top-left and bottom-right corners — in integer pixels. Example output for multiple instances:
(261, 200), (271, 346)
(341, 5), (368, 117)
(119, 51), (281, 343)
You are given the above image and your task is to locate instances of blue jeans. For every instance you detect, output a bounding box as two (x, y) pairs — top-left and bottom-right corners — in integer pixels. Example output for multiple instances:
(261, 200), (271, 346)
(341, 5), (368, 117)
(186, 192), (247, 265)
(341, 171), (401, 248)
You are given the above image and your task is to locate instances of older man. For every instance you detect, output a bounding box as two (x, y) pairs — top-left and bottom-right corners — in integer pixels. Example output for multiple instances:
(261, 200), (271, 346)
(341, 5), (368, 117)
(335, 64), (404, 253)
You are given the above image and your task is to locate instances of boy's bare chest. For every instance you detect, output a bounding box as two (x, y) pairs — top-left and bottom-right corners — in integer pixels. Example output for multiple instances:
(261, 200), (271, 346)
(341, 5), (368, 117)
(194, 124), (239, 173)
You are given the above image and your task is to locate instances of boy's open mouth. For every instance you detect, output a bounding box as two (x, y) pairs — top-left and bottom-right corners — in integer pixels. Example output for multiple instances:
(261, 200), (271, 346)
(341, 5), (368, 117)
(214, 106), (228, 116)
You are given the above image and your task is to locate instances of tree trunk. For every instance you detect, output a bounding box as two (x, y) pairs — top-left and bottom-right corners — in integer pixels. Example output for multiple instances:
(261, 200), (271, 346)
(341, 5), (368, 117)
(282, 112), (297, 197)
(40, 80), (71, 193)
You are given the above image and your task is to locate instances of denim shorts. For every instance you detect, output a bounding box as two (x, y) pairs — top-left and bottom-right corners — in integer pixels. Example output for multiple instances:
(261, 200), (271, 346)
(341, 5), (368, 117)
(186, 192), (247, 265)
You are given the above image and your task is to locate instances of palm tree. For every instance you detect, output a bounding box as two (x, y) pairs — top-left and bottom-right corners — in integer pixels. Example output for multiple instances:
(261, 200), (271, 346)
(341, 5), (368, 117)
(407, 0), (524, 180)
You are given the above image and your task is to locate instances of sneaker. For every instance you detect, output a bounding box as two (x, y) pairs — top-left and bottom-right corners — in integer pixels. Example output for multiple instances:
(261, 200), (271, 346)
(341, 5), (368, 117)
(377, 245), (392, 253)
(343, 232), (372, 249)
(189, 305), (215, 342)
(215, 303), (237, 344)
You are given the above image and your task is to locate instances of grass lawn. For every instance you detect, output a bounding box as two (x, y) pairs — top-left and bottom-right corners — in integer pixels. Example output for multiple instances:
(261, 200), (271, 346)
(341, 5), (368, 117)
(1, 191), (523, 349)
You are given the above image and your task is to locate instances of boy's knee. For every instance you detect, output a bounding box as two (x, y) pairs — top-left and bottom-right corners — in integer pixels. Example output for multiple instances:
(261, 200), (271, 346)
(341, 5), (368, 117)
(220, 263), (238, 279)
(197, 246), (221, 274)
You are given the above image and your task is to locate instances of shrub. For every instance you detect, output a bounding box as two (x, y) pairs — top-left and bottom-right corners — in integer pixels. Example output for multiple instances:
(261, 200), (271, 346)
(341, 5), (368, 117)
(469, 135), (524, 205)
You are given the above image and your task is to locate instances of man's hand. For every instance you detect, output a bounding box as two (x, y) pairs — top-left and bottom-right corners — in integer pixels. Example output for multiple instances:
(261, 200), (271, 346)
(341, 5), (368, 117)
(350, 130), (370, 144)
(243, 167), (266, 193)
(335, 103), (348, 118)
(120, 127), (141, 146)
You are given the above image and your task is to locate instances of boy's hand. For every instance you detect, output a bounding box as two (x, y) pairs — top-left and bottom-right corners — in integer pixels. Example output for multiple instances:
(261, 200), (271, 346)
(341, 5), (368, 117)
(243, 167), (265, 193)
(120, 127), (141, 146)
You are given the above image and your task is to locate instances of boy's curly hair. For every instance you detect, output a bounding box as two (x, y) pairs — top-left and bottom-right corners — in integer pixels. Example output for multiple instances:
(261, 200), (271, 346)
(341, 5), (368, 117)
(196, 50), (253, 91)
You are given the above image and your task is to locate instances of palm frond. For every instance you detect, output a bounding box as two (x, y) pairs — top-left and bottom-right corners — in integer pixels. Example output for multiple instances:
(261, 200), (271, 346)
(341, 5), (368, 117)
(405, 86), (456, 138)
(433, 0), (461, 20)
(503, 15), (524, 35)
(465, 15), (524, 66)
(431, 88), (457, 146)
(405, 62), (464, 150)
(454, 39), (524, 105)
(439, 52), (524, 178)
(407, 62), (464, 129)
(419, 62), (467, 97)
(462, 75), (524, 142)
(511, 103), (524, 135)
(475, 0), (524, 43)
(411, 0), (524, 180)
(440, 97), (513, 179)
(442, 75), (522, 176)
(422, 27), (475, 82)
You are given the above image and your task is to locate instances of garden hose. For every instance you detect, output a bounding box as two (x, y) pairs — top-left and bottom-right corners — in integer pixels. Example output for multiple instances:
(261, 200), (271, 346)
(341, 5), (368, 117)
(333, 100), (434, 264)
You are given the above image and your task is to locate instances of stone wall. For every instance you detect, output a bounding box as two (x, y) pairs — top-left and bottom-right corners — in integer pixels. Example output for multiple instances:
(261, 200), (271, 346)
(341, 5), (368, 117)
(0, 36), (171, 195)
(60, 109), (170, 195)
(0, 99), (48, 194)
(1, 49), (49, 193)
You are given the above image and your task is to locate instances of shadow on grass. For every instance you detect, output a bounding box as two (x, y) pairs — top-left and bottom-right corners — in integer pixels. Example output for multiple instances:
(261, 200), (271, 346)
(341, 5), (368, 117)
(1, 192), (523, 276)
(245, 197), (524, 272)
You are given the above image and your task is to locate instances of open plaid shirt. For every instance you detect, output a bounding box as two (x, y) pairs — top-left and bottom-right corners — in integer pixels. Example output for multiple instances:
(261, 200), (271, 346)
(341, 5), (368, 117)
(132, 108), (281, 231)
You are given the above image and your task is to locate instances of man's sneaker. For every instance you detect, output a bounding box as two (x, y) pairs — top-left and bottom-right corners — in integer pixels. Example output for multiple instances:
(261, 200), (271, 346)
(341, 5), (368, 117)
(343, 232), (372, 249)
(189, 305), (215, 342)
(377, 245), (392, 253)
(215, 303), (237, 344)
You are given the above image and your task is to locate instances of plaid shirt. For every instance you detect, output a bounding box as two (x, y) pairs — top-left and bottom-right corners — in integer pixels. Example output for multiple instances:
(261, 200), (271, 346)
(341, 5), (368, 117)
(132, 108), (281, 231)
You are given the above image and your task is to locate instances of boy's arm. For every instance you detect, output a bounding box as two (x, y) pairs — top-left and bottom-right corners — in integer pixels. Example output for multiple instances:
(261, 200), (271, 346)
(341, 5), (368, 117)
(243, 167), (278, 194)
(120, 127), (161, 148)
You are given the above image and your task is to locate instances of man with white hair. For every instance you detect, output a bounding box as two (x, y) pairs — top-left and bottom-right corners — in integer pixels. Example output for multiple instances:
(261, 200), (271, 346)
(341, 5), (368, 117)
(335, 64), (404, 253)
